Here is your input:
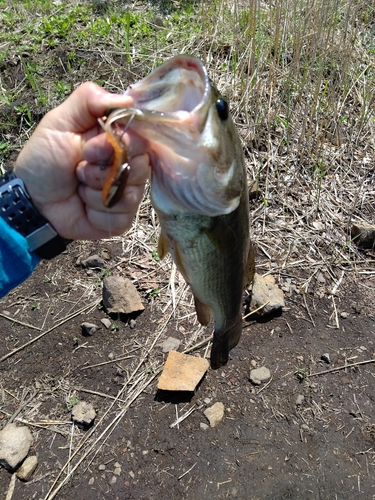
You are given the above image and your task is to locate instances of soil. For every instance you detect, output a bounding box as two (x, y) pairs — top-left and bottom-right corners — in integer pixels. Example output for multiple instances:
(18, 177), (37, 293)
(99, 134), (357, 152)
(0, 238), (374, 500)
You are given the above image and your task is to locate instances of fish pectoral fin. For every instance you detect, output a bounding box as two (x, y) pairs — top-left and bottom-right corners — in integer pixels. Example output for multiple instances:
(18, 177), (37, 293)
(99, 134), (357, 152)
(204, 217), (235, 255)
(194, 296), (212, 326)
(157, 230), (169, 260)
(210, 317), (242, 370)
(244, 241), (255, 288)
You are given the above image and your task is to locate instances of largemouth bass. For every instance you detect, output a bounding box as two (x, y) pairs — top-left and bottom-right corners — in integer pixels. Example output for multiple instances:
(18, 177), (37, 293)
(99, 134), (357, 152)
(102, 55), (254, 369)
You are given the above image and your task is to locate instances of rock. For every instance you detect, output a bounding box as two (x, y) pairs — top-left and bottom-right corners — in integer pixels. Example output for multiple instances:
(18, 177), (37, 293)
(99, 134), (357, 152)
(16, 455), (38, 481)
(351, 222), (375, 248)
(88, 477), (95, 485)
(160, 337), (181, 353)
(98, 464), (106, 471)
(101, 318), (111, 329)
(295, 394), (305, 406)
(321, 353), (330, 364)
(102, 276), (144, 315)
(0, 423), (33, 470)
(72, 401), (96, 428)
(204, 402), (225, 428)
(113, 466), (121, 476)
(249, 366), (271, 385)
(81, 322), (99, 336)
(157, 351), (209, 391)
(340, 311), (349, 319)
(128, 319), (136, 329)
(81, 254), (106, 268)
(109, 475), (117, 485)
(250, 273), (285, 315)
(200, 422), (209, 430)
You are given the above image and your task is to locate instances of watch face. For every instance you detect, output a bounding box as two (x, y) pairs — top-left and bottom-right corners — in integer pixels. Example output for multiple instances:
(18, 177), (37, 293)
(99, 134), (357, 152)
(0, 171), (66, 259)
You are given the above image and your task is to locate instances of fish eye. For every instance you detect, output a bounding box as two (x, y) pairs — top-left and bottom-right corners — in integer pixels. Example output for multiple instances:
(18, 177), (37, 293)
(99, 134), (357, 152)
(216, 98), (229, 121)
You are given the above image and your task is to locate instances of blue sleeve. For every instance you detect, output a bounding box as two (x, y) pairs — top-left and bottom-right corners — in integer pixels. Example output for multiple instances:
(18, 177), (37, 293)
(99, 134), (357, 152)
(0, 217), (40, 298)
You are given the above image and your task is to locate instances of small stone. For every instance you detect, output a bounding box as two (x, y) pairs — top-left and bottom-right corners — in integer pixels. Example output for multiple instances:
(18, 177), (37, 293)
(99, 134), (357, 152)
(129, 471), (135, 479)
(98, 464), (106, 471)
(113, 467), (121, 476)
(16, 455), (38, 481)
(81, 322), (99, 336)
(109, 476), (117, 485)
(204, 402), (225, 428)
(200, 422), (209, 431)
(249, 366), (271, 385)
(340, 312), (348, 319)
(88, 477), (95, 485)
(108, 352), (115, 360)
(101, 318), (111, 329)
(300, 424), (310, 431)
(157, 351), (209, 392)
(160, 337), (181, 353)
(250, 273), (285, 315)
(351, 222), (375, 248)
(81, 254), (106, 269)
(316, 272), (326, 283)
(250, 359), (257, 368)
(114, 461), (121, 468)
(204, 398), (211, 404)
(0, 423), (33, 470)
(128, 319), (136, 329)
(72, 401), (96, 428)
(295, 394), (305, 406)
(321, 353), (330, 364)
(142, 450), (149, 455)
(102, 276), (144, 315)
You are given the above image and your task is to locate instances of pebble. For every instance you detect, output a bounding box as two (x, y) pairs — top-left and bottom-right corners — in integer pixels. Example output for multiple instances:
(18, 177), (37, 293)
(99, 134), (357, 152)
(321, 353), (330, 364)
(113, 467), (121, 476)
(98, 464), (106, 471)
(204, 397), (211, 404)
(88, 477), (95, 485)
(108, 352), (115, 360)
(160, 336), (181, 353)
(129, 319), (136, 329)
(129, 470), (135, 479)
(295, 394), (305, 406)
(81, 322), (99, 336)
(101, 318), (111, 329)
(0, 423), (33, 470)
(109, 476), (117, 485)
(81, 254), (106, 269)
(16, 455), (38, 481)
(72, 401), (96, 428)
(249, 366), (271, 385)
(250, 360), (257, 368)
(200, 422), (209, 431)
(340, 312), (348, 319)
(250, 273), (285, 315)
(204, 402), (225, 428)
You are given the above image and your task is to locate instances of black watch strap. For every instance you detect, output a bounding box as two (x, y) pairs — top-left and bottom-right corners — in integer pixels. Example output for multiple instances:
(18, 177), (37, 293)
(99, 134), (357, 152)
(0, 170), (67, 259)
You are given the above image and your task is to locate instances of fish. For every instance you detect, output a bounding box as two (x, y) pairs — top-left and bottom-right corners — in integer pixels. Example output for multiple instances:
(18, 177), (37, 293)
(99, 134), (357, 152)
(101, 55), (255, 369)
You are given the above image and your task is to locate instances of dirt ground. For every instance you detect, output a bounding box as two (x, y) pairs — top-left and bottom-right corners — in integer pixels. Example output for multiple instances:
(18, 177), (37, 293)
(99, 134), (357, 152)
(0, 237), (374, 500)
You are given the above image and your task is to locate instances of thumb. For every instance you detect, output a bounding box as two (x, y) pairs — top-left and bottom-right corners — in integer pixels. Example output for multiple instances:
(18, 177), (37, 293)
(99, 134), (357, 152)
(44, 82), (134, 133)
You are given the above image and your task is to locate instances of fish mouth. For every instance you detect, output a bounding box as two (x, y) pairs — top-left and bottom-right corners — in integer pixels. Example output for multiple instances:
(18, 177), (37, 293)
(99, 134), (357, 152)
(104, 55), (242, 216)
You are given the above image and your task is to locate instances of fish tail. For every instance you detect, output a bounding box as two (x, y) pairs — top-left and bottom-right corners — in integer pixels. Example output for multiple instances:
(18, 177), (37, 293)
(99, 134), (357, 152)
(210, 317), (242, 370)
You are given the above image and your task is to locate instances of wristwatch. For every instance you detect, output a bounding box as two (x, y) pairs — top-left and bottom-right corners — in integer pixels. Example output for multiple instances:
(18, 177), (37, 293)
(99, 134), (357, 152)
(0, 170), (67, 259)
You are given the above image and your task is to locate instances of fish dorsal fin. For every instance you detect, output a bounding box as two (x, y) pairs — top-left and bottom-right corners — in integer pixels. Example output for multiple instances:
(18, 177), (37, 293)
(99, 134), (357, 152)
(194, 295), (212, 326)
(244, 241), (255, 288)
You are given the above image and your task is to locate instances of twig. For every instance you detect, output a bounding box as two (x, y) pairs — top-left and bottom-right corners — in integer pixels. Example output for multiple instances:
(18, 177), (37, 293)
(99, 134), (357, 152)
(0, 300), (99, 363)
(242, 302), (270, 320)
(178, 462), (197, 480)
(79, 388), (127, 403)
(182, 336), (212, 354)
(0, 312), (42, 331)
(8, 389), (37, 424)
(308, 358), (375, 377)
(5, 474), (16, 500)
(170, 405), (197, 428)
(80, 355), (135, 370)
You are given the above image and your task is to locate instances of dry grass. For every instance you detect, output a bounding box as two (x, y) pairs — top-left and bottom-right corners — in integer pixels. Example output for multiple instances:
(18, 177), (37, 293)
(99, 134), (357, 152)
(0, 0), (375, 497)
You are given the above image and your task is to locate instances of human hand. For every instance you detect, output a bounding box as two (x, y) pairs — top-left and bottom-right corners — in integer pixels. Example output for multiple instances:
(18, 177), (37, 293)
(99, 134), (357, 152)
(14, 82), (149, 240)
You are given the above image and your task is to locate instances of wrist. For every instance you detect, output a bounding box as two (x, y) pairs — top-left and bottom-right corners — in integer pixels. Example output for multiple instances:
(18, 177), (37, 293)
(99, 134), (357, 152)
(0, 170), (69, 259)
